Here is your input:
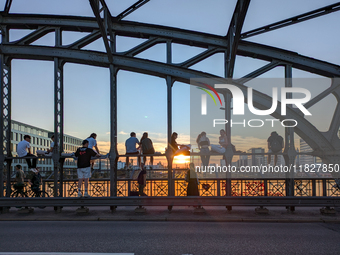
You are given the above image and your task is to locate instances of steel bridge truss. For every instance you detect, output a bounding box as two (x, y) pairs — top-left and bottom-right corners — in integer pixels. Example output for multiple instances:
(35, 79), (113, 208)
(1, 0), (340, 204)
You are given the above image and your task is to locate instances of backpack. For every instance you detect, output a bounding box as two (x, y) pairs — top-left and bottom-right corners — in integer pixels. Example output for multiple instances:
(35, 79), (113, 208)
(271, 135), (283, 153)
(142, 138), (154, 154)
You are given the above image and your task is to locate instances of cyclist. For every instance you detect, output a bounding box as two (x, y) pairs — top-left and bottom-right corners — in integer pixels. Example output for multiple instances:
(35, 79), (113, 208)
(13, 164), (25, 193)
(28, 168), (42, 196)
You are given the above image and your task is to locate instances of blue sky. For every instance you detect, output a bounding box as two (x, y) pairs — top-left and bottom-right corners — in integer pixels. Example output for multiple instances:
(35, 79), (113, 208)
(4, 0), (340, 153)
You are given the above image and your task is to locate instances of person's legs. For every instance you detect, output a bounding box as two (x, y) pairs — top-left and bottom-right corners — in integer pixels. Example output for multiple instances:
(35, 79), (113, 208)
(137, 155), (141, 167)
(138, 184), (145, 196)
(24, 156), (32, 168)
(143, 156), (147, 165)
(26, 153), (37, 168)
(126, 156), (129, 168)
(78, 178), (84, 191)
(268, 154), (272, 165)
(205, 155), (210, 167)
(84, 178), (89, 191)
(84, 167), (91, 197)
(274, 154), (278, 166)
(150, 156), (154, 166)
(77, 168), (84, 196)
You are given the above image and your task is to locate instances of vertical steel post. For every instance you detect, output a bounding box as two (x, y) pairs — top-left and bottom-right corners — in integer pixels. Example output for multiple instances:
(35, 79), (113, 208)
(284, 65), (296, 206)
(104, 8), (118, 199)
(109, 64), (118, 197)
(53, 28), (64, 198)
(0, 26), (12, 198)
(166, 75), (174, 196)
(224, 50), (233, 203)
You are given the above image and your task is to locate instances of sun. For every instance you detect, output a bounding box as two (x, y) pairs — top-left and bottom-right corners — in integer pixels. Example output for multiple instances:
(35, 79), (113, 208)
(173, 154), (190, 164)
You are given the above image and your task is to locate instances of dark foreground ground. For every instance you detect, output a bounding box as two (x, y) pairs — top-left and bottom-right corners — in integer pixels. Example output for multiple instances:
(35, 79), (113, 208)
(0, 221), (340, 255)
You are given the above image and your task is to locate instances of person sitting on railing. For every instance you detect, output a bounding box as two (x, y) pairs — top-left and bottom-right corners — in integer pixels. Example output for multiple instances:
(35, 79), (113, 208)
(169, 132), (191, 156)
(140, 132), (155, 167)
(210, 129), (229, 165)
(36, 135), (56, 156)
(13, 164), (25, 192)
(75, 139), (101, 198)
(28, 168), (42, 196)
(86, 133), (100, 170)
(125, 132), (141, 168)
(17, 135), (37, 171)
(196, 131), (210, 168)
(267, 131), (284, 166)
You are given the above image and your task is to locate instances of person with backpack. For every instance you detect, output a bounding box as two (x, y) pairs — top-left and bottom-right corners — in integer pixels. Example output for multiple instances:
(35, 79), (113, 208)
(28, 168), (42, 196)
(140, 132), (155, 167)
(75, 139), (100, 197)
(137, 163), (147, 196)
(267, 131), (284, 166)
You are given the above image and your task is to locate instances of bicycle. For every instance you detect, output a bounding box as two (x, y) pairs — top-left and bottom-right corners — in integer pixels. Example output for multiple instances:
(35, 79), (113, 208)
(11, 184), (49, 198)
(28, 186), (50, 198)
(10, 184), (29, 197)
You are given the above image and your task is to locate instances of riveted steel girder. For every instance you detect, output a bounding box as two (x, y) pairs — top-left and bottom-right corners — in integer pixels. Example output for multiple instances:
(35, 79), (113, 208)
(1, 14), (340, 77)
(0, 44), (336, 155)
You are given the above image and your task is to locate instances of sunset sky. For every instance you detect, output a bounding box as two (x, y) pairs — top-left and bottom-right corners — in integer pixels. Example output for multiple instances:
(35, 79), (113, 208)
(6, 0), (340, 154)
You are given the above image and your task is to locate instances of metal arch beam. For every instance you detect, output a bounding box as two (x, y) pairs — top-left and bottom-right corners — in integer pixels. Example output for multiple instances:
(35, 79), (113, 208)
(116, 0), (150, 21)
(235, 60), (282, 84)
(67, 30), (101, 49)
(237, 41), (340, 78)
(4, 0), (12, 14)
(0, 44), (335, 153)
(12, 26), (54, 45)
(1, 14), (340, 77)
(225, 0), (250, 78)
(241, 2), (340, 39)
(89, 0), (113, 63)
(179, 47), (220, 68)
(123, 37), (164, 56)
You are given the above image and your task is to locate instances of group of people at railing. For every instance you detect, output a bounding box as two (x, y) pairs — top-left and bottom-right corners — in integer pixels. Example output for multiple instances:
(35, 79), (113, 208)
(11, 129), (285, 198)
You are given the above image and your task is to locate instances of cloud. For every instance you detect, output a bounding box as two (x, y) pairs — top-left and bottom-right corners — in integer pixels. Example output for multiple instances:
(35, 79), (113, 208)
(119, 131), (128, 135)
(97, 141), (111, 153)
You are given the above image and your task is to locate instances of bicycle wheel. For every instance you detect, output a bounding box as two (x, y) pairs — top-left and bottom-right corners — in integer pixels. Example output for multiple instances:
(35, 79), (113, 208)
(11, 190), (27, 198)
(39, 190), (50, 198)
(37, 190), (49, 209)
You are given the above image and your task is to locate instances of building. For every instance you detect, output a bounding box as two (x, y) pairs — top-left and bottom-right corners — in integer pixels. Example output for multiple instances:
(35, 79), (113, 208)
(299, 139), (315, 165)
(10, 120), (83, 174)
(247, 148), (265, 166)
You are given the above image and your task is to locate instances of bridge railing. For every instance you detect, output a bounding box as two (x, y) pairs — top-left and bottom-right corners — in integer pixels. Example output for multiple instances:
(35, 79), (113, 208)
(4, 178), (340, 198)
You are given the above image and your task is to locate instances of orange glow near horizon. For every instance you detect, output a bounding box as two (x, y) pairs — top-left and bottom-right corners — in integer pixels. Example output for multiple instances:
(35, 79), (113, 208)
(173, 154), (190, 164)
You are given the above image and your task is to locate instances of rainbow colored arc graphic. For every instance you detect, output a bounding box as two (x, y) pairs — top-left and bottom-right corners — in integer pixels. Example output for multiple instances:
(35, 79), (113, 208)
(197, 82), (223, 106)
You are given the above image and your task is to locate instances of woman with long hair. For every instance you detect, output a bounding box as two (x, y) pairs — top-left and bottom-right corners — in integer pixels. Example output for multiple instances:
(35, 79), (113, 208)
(86, 133), (100, 169)
(196, 131), (210, 168)
(170, 132), (190, 155)
(140, 132), (155, 166)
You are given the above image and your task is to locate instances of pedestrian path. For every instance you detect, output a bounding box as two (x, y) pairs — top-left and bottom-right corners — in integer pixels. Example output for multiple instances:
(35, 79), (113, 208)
(0, 206), (339, 222)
